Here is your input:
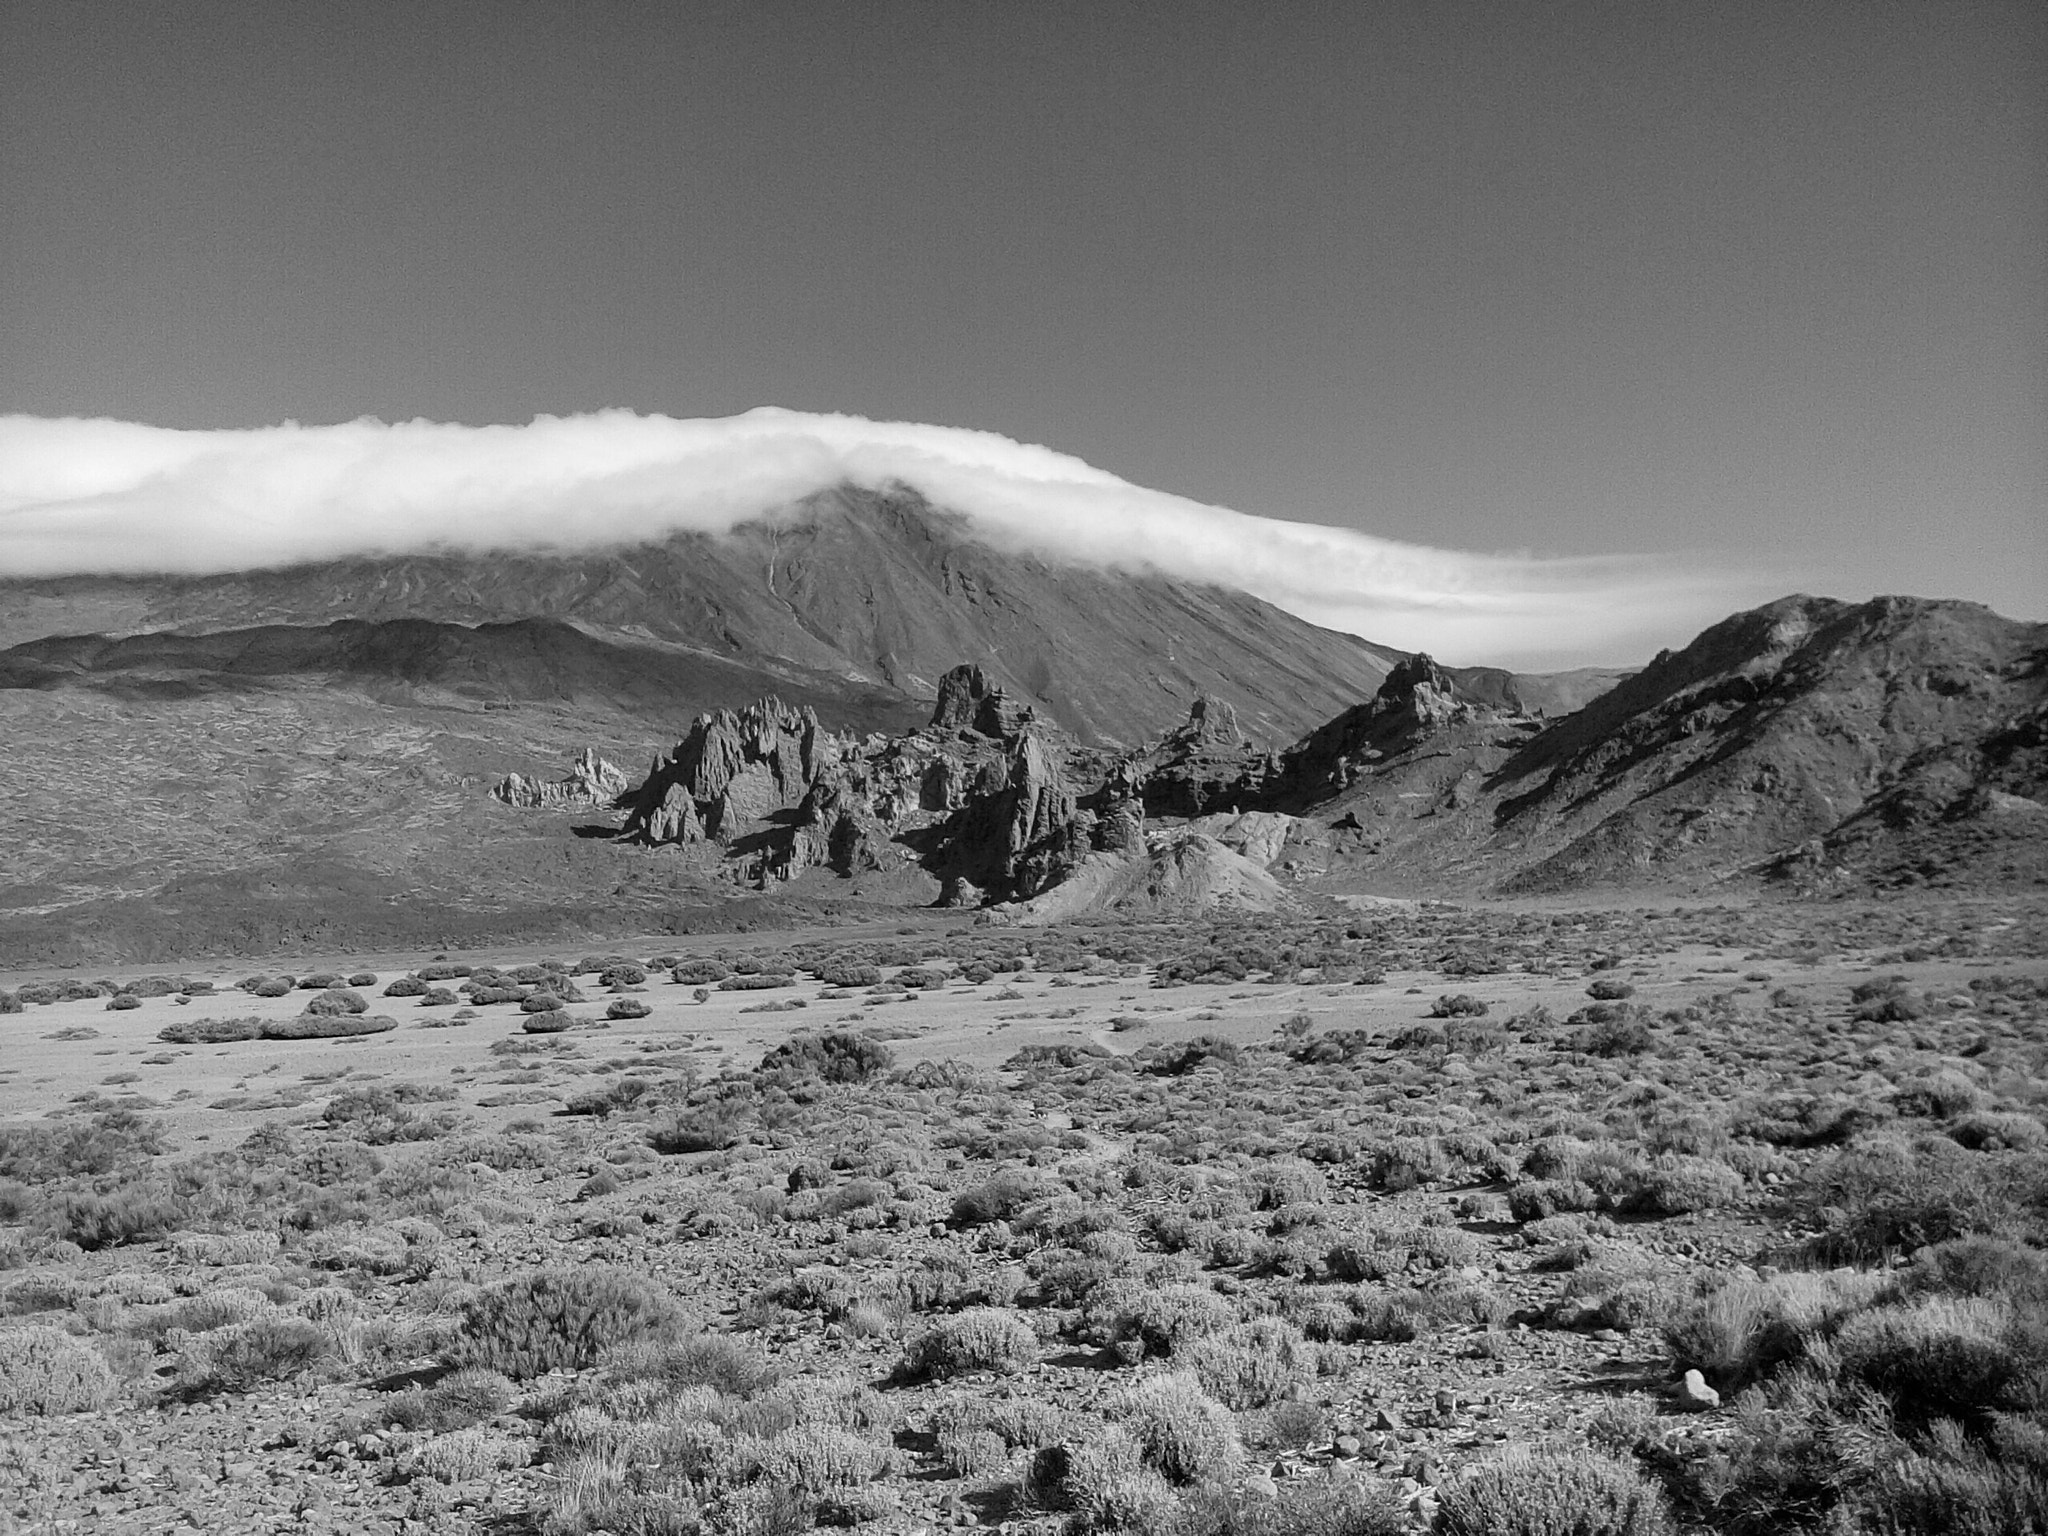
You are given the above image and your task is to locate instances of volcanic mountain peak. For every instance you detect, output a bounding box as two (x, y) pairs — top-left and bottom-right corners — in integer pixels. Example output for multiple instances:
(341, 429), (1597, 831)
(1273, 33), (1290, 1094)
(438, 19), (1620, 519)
(0, 484), (1401, 747)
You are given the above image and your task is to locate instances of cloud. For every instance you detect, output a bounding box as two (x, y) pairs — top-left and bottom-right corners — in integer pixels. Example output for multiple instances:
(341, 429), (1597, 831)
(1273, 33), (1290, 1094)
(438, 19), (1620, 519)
(0, 408), (1767, 666)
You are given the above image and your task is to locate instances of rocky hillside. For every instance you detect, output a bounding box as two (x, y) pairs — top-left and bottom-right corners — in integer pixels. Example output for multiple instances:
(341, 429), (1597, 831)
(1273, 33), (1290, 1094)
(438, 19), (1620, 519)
(1227, 594), (2048, 896)
(500, 595), (2043, 922)
(0, 485), (1408, 748)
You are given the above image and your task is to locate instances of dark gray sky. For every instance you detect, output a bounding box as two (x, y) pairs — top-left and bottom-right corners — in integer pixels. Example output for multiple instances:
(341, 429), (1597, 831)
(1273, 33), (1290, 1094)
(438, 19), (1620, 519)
(3, 0), (2043, 620)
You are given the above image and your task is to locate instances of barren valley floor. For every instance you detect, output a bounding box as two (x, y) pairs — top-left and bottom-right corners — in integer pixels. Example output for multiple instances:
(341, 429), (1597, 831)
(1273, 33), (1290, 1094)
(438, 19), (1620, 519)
(2, 895), (2045, 1535)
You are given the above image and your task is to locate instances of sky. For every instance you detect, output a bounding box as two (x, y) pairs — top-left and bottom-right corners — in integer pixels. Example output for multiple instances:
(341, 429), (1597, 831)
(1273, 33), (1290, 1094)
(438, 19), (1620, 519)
(1, 1), (2042, 667)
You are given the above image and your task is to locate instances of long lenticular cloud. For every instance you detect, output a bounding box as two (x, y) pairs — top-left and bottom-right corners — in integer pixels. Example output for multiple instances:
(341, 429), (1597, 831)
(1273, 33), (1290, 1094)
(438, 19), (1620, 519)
(0, 408), (1762, 664)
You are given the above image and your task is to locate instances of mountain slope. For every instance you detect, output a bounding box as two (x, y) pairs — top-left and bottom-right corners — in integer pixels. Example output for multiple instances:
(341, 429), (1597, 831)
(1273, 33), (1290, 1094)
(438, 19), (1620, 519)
(0, 616), (922, 733)
(1247, 594), (2047, 895)
(0, 485), (1403, 747)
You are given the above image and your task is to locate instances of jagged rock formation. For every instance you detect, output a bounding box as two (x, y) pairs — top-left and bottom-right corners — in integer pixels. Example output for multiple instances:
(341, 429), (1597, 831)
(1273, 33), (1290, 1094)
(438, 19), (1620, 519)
(619, 700), (835, 846)
(490, 748), (630, 810)
(1130, 695), (1267, 818)
(606, 663), (1125, 901)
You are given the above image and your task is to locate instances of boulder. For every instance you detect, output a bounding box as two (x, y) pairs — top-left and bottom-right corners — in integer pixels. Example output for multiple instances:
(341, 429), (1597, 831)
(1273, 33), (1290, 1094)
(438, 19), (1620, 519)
(1675, 1368), (1721, 1412)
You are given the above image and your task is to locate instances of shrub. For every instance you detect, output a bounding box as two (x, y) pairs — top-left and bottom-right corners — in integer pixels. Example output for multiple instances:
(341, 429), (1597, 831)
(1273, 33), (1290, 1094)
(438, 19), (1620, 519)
(249, 977), (293, 998)
(403, 1426), (527, 1483)
(105, 993), (140, 1011)
(158, 1015), (263, 1044)
(1114, 1372), (1243, 1485)
(0, 1112), (165, 1180)
(1587, 979), (1637, 1000)
(1176, 1479), (1407, 1536)
(321, 1083), (463, 1144)
(1436, 1447), (1668, 1536)
(598, 965), (648, 987)
(421, 987), (458, 1007)
(449, 1267), (686, 1378)
(301, 988), (368, 1017)
(1575, 1009), (1654, 1057)
(1792, 1136), (2030, 1259)
(522, 1011), (573, 1034)
(0, 991), (18, 1014)
(1108, 1282), (1237, 1359)
(177, 1315), (335, 1394)
(818, 960), (883, 988)
(1184, 1317), (1316, 1409)
(951, 1167), (1050, 1227)
(606, 998), (652, 1020)
(721, 972), (796, 991)
(1430, 994), (1489, 1018)
(259, 1014), (397, 1040)
(1060, 1428), (1179, 1531)
(1834, 1295), (2022, 1424)
(49, 1186), (185, 1249)
(383, 976), (427, 998)
(1660, 1271), (1883, 1392)
(1143, 1035), (1242, 1076)
(672, 960), (731, 985)
(0, 1325), (116, 1413)
(900, 1307), (1038, 1380)
(758, 1031), (894, 1083)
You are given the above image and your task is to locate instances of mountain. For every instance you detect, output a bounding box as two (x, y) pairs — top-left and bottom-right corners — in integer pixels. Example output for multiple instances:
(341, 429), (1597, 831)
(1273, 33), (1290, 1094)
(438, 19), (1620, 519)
(0, 484), (1408, 748)
(0, 616), (922, 733)
(1218, 594), (2048, 896)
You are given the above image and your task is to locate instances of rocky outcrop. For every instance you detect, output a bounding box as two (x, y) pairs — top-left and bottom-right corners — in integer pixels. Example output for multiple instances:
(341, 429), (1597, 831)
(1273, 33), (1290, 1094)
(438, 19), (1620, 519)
(1130, 695), (1266, 818)
(929, 662), (1036, 739)
(607, 670), (1119, 902)
(984, 832), (1288, 926)
(619, 700), (834, 845)
(490, 748), (630, 811)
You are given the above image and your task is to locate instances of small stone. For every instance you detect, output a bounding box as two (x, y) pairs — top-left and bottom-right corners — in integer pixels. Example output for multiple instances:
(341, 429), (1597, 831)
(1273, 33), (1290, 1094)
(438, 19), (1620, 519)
(1332, 1435), (1363, 1459)
(1675, 1369), (1721, 1412)
(1374, 1409), (1403, 1432)
(1243, 1473), (1279, 1501)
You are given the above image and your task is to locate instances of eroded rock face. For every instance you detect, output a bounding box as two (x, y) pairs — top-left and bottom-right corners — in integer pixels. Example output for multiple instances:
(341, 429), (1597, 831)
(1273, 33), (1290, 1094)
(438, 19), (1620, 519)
(609, 675), (1106, 902)
(490, 748), (630, 811)
(620, 700), (832, 846)
(1131, 694), (1265, 818)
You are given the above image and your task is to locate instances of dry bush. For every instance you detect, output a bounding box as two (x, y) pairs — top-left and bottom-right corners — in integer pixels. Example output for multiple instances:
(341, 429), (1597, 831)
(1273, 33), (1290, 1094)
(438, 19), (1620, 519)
(1113, 1371), (1243, 1485)
(1436, 1446), (1668, 1536)
(0, 1325), (116, 1413)
(260, 1013), (397, 1040)
(450, 1267), (687, 1379)
(899, 1307), (1038, 1380)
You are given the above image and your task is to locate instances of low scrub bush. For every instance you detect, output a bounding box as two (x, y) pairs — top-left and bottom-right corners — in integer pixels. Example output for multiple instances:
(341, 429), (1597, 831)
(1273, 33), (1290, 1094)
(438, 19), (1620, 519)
(0, 1325), (117, 1413)
(606, 998), (651, 1020)
(301, 988), (368, 1017)
(1436, 1446), (1668, 1536)
(383, 976), (427, 997)
(259, 1014), (397, 1040)
(899, 1307), (1039, 1379)
(449, 1267), (686, 1378)
(720, 972), (796, 991)
(1113, 1371), (1243, 1485)
(48, 1185), (185, 1249)
(176, 1314), (335, 1395)
(157, 1016), (263, 1044)
(758, 1031), (894, 1083)
(1429, 993), (1489, 1018)
(1184, 1316), (1316, 1409)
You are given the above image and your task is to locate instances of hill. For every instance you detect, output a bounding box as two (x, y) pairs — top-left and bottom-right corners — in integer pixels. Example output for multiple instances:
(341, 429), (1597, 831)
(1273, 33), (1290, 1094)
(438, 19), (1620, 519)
(0, 484), (1406, 749)
(1227, 594), (2048, 897)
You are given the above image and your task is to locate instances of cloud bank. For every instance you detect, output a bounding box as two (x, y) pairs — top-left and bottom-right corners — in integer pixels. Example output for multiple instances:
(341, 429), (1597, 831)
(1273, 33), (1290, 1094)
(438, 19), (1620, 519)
(0, 408), (1763, 666)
